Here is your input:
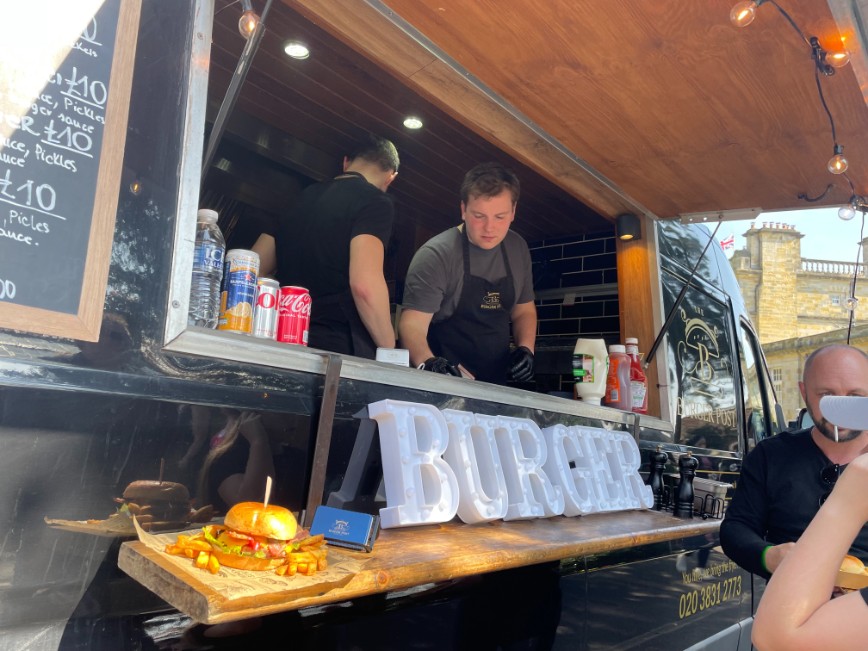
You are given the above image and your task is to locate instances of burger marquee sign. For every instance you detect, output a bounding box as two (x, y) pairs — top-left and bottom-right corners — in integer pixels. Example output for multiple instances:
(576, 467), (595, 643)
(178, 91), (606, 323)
(369, 399), (654, 529)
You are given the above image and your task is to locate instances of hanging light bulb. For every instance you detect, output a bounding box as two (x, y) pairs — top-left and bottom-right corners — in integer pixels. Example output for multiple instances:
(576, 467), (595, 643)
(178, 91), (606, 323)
(838, 204), (856, 220)
(845, 295), (859, 311)
(730, 1), (760, 27)
(828, 144), (848, 174)
(826, 49), (851, 68)
(238, 0), (259, 39)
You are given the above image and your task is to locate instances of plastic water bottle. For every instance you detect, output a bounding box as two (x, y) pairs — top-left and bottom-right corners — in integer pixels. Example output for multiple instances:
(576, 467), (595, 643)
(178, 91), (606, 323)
(188, 209), (225, 328)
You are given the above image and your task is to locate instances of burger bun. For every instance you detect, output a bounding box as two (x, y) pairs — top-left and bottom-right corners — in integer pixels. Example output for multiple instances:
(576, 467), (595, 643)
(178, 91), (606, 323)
(840, 554), (866, 575)
(123, 480), (190, 503)
(224, 502), (297, 541)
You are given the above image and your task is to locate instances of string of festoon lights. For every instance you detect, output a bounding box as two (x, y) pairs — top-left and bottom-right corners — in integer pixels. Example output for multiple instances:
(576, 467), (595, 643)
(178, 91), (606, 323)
(731, 0), (863, 339)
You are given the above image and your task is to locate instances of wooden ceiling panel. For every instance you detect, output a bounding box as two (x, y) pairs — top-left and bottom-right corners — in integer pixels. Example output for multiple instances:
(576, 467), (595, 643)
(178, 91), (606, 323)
(354, 0), (868, 216)
(207, 0), (610, 244)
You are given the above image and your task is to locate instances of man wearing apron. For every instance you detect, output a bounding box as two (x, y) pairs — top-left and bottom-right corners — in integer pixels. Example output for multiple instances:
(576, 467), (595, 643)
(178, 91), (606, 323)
(399, 162), (537, 385)
(252, 134), (399, 359)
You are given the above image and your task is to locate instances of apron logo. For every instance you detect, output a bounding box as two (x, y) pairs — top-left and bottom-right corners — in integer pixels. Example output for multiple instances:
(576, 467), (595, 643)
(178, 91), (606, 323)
(480, 291), (501, 310)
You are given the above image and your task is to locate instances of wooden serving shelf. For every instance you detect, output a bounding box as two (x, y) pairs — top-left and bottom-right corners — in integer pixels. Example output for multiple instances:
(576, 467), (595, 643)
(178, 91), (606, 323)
(118, 509), (719, 624)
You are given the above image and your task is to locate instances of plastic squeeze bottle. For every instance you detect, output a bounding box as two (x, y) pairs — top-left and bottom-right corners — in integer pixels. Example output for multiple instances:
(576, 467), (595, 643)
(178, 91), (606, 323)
(624, 337), (648, 414)
(572, 338), (608, 404)
(604, 344), (632, 411)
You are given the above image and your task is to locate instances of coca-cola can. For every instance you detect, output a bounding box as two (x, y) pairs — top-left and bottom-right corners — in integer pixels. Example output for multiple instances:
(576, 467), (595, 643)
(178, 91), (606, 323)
(252, 277), (280, 339)
(277, 286), (312, 345)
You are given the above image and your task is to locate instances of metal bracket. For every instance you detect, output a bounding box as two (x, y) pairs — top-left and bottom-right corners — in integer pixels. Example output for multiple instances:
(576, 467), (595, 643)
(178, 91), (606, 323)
(302, 353), (342, 528)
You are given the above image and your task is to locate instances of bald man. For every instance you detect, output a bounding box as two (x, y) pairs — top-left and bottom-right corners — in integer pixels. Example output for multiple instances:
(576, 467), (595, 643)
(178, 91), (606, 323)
(721, 344), (868, 579)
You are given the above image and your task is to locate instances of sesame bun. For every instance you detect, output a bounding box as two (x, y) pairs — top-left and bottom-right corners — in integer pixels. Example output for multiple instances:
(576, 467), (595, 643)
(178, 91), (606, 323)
(223, 502), (298, 541)
(840, 554), (866, 574)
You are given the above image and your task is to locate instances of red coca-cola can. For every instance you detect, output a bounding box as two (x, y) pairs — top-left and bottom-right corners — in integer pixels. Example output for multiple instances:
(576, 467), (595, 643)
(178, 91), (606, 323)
(277, 285), (311, 345)
(252, 277), (279, 339)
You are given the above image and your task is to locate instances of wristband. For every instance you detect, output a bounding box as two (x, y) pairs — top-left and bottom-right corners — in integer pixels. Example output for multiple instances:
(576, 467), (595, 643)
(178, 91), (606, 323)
(760, 545), (773, 573)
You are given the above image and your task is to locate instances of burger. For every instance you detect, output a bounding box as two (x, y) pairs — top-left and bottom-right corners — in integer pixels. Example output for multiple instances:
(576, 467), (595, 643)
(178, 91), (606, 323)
(116, 480), (213, 531)
(203, 501), (305, 570)
(840, 554), (867, 575)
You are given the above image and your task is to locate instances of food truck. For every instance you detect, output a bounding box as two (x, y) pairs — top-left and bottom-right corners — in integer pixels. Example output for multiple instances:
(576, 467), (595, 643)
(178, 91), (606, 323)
(2, 0), (864, 648)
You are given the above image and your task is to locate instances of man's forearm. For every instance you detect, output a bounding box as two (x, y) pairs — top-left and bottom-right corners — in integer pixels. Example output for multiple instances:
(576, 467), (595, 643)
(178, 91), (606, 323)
(511, 304), (537, 351)
(720, 518), (772, 578)
(352, 278), (396, 349)
(398, 311), (435, 366)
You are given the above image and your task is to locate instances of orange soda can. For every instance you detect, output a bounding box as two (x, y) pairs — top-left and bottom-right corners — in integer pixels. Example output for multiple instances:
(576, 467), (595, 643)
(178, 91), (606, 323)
(218, 249), (260, 334)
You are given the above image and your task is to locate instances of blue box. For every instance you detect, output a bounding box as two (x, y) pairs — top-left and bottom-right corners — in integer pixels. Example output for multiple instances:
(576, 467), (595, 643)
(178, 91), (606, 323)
(310, 505), (379, 553)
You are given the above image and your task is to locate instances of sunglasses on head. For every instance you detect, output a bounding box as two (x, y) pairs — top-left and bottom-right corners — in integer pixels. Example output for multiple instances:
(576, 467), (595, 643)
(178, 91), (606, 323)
(819, 463), (843, 506)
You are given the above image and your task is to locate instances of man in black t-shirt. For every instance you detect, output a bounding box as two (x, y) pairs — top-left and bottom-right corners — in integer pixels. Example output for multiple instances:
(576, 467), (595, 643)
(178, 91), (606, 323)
(253, 135), (399, 359)
(720, 344), (868, 579)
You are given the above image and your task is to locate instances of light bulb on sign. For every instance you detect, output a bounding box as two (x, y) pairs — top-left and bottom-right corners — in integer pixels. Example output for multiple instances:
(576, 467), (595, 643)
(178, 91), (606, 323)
(827, 145), (848, 174)
(730, 1), (759, 27)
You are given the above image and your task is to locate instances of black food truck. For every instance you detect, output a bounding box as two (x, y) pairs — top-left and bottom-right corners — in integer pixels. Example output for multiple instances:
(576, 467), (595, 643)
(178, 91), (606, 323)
(4, 0), (865, 649)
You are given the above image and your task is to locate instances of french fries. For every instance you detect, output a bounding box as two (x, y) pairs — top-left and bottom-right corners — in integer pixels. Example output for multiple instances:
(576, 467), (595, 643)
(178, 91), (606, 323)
(162, 528), (329, 577)
(164, 531), (221, 574)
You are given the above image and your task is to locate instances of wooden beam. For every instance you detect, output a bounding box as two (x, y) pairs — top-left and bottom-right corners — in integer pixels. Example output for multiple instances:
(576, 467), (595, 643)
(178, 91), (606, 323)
(615, 215), (660, 417)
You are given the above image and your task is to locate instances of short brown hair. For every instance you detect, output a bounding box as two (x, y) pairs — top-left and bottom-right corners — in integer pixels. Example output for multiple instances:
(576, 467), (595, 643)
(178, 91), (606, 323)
(347, 133), (399, 173)
(460, 162), (520, 205)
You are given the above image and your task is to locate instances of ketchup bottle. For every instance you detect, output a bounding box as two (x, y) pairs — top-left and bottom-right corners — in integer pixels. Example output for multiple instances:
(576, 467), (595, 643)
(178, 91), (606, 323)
(604, 345), (632, 411)
(625, 337), (648, 415)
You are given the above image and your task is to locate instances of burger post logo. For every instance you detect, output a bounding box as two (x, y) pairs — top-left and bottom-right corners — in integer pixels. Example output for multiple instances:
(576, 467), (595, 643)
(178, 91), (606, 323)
(369, 399), (653, 529)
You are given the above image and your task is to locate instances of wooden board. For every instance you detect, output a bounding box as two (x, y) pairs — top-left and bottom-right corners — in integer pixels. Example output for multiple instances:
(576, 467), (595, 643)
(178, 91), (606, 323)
(119, 510), (718, 624)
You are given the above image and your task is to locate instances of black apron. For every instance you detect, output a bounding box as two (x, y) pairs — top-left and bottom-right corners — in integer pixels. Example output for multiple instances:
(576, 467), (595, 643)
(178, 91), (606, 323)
(428, 229), (516, 384)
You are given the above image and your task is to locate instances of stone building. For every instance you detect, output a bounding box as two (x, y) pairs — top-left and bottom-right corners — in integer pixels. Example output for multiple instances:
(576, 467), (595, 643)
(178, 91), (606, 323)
(729, 222), (868, 421)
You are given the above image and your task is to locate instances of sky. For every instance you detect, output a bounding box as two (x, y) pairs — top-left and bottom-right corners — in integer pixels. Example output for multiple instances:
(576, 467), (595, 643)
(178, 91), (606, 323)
(719, 207), (868, 263)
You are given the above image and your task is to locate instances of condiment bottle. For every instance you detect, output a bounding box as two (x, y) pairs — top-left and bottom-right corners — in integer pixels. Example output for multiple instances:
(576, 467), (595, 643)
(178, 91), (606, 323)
(624, 337), (648, 414)
(603, 345), (632, 411)
(572, 338), (608, 404)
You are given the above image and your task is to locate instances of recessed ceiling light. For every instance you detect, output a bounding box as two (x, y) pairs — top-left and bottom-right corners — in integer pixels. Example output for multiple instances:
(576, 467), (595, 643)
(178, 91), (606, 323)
(283, 41), (310, 60)
(403, 116), (423, 129)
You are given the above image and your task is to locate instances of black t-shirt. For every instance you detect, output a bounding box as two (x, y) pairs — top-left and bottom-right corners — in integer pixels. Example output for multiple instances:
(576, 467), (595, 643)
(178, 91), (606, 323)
(720, 428), (868, 579)
(273, 173), (393, 298)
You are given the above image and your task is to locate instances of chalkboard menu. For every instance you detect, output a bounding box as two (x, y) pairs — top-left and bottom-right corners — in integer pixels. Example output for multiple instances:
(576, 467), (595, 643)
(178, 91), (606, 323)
(0, 0), (141, 341)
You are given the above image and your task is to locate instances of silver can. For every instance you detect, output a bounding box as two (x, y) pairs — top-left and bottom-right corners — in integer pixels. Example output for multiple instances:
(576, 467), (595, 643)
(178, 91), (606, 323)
(252, 277), (280, 339)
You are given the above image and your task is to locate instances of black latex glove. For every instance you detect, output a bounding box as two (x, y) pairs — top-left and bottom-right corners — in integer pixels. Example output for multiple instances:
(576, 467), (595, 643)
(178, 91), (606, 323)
(421, 356), (461, 376)
(508, 346), (535, 382)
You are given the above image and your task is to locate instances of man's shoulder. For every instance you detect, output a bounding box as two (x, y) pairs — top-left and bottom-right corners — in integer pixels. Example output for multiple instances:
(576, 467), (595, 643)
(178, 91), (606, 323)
(752, 428), (814, 454)
(306, 176), (390, 203)
(417, 227), (461, 256)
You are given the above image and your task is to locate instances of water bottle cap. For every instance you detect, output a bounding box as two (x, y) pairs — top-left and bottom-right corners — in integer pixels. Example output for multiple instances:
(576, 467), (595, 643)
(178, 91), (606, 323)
(197, 209), (218, 223)
(625, 337), (638, 345)
(608, 344), (626, 353)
